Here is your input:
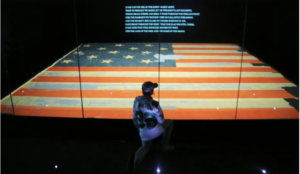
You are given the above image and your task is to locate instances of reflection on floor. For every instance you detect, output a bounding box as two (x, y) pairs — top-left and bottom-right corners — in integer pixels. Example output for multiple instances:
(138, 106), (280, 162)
(1, 43), (298, 119)
(2, 137), (298, 174)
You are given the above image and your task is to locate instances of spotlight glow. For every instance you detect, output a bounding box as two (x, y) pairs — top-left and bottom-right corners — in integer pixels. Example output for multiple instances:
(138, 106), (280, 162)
(55, 165), (58, 169)
(262, 169), (266, 173)
(157, 168), (160, 173)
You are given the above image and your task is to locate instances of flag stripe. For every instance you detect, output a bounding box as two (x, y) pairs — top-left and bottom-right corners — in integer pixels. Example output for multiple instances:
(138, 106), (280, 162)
(21, 82), (297, 90)
(172, 47), (239, 50)
(1, 106), (298, 119)
(31, 76), (290, 83)
(236, 108), (299, 119)
(173, 50), (246, 53)
(174, 56), (258, 59)
(172, 43), (238, 46)
(60, 55), (258, 60)
(13, 89), (297, 99)
(174, 53), (251, 56)
(40, 71), (283, 78)
(175, 59), (263, 63)
(176, 63), (267, 67)
(1, 97), (294, 108)
(47, 67), (277, 72)
(172, 45), (240, 48)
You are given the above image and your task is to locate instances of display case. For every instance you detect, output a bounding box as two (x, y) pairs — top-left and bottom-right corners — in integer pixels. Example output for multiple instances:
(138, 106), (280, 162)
(1, 0), (298, 120)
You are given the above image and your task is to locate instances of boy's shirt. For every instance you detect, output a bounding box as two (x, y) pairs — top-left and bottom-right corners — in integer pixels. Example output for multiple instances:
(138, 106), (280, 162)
(133, 95), (164, 140)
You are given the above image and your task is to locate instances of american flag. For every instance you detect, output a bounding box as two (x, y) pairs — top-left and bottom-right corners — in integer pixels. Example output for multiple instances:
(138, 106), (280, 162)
(1, 43), (298, 119)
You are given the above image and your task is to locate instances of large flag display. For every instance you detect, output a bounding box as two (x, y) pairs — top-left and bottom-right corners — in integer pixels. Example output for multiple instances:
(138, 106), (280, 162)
(1, 43), (298, 119)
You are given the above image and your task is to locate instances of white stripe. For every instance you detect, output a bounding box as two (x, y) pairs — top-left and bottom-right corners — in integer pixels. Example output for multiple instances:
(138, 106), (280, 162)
(22, 82), (297, 90)
(176, 63), (267, 67)
(40, 71), (283, 77)
(1, 97), (294, 109)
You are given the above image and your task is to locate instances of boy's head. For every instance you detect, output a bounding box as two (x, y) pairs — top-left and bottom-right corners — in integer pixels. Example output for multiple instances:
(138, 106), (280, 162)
(142, 81), (158, 96)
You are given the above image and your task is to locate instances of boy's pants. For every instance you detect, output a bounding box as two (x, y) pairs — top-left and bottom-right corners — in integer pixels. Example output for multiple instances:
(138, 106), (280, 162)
(135, 119), (174, 162)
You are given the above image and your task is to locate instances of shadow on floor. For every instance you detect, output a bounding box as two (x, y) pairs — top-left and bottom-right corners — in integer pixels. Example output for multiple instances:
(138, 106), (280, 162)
(2, 137), (298, 174)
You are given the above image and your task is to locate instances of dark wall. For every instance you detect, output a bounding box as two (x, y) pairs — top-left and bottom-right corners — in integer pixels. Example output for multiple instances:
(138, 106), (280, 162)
(245, 0), (299, 85)
(1, 0), (78, 98)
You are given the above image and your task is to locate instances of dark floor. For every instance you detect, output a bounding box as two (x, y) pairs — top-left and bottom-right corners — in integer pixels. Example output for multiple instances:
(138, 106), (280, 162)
(2, 137), (298, 174)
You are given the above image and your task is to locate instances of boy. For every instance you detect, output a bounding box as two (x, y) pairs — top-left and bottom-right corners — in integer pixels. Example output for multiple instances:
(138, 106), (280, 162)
(128, 81), (174, 173)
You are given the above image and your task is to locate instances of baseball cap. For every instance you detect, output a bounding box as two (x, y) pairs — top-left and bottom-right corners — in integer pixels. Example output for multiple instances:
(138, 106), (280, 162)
(142, 81), (158, 92)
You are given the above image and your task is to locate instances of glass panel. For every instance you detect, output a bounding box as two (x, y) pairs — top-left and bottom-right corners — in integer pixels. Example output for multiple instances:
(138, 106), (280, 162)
(2, 0), (82, 118)
(157, 0), (246, 120)
(236, 0), (299, 119)
(75, 0), (161, 119)
(1, 17), (14, 115)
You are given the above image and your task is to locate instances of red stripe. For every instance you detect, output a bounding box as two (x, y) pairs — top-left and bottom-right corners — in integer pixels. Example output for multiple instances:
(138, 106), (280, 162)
(236, 108), (299, 119)
(1, 106), (298, 119)
(13, 89), (297, 99)
(173, 47), (239, 50)
(47, 67), (277, 72)
(1, 105), (83, 118)
(175, 59), (263, 63)
(174, 53), (251, 56)
(172, 43), (238, 46)
(31, 77), (290, 83)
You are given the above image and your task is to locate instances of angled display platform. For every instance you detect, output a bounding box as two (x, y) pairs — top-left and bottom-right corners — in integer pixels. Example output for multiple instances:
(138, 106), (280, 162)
(1, 43), (298, 119)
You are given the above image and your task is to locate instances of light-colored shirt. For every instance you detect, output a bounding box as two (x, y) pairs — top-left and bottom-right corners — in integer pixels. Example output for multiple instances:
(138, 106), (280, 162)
(133, 96), (164, 141)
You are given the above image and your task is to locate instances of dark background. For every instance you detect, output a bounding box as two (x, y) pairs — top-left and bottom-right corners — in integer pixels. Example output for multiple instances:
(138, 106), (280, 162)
(1, 1), (298, 173)
(2, 0), (298, 99)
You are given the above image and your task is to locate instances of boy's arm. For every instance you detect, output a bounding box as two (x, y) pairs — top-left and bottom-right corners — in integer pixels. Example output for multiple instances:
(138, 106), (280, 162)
(132, 98), (140, 131)
(152, 101), (164, 125)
